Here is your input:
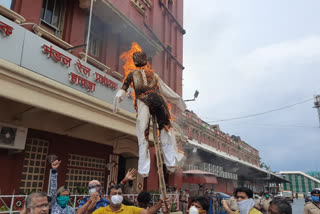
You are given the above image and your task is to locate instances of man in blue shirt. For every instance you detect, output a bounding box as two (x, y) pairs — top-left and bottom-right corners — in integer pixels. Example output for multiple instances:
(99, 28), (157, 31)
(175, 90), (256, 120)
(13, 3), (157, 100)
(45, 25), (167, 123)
(77, 169), (137, 214)
(77, 180), (109, 214)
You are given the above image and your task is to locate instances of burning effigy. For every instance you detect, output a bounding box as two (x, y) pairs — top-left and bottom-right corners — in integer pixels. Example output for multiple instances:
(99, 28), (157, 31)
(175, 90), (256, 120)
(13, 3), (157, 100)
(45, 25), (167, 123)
(113, 42), (186, 177)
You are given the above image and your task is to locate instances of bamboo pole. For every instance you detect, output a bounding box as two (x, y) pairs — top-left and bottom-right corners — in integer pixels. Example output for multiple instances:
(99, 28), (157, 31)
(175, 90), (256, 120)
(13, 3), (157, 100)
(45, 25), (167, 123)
(152, 115), (168, 213)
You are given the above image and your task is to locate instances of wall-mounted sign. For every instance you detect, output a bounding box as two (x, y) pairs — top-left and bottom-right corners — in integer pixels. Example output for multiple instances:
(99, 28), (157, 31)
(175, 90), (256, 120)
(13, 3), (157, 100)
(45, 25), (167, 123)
(0, 21), (13, 36)
(0, 15), (135, 113)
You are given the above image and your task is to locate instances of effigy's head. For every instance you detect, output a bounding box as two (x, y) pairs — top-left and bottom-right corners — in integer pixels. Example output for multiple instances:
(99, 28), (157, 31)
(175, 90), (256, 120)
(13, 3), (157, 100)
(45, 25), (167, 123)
(133, 51), (147, 67)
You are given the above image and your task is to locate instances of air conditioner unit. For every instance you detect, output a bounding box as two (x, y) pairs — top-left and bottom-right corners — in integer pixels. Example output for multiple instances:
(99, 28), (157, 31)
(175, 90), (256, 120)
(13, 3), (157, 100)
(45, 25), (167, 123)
(0, 122), (28, 150)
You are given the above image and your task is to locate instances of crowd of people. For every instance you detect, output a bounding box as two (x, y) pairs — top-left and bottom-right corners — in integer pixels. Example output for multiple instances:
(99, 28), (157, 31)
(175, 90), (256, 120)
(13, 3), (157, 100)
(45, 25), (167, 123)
(19, 160), (170, 214)
(17, 160), (304, 214)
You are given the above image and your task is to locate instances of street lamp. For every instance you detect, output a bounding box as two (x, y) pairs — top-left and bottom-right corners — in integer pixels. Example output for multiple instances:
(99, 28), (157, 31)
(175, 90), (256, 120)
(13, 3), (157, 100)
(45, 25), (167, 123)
(184, 90), (199, 102)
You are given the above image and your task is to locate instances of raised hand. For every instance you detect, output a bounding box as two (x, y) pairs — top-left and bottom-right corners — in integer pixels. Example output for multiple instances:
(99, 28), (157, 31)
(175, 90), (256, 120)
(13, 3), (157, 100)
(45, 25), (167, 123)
(51, 160), (61, 170)
(124, 168), (137, 181)
(90, 192), (100, 202)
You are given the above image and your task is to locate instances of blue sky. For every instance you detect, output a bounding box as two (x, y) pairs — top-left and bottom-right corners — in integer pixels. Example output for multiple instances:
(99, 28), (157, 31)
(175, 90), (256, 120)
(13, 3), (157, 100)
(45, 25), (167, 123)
(183, 0), (320, 172)
(1, 0), (12, 9)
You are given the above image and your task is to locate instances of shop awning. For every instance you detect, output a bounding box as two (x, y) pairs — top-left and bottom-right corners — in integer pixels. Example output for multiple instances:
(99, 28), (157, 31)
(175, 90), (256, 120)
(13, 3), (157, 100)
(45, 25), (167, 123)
(182, 170), (218, 184)
(185, 140), (290, 184)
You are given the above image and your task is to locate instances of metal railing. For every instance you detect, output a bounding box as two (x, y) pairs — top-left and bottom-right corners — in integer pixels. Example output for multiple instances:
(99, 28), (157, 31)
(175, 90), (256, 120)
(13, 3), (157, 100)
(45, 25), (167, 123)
(209, 195), (230, 214)
(0, 194), (180, 213)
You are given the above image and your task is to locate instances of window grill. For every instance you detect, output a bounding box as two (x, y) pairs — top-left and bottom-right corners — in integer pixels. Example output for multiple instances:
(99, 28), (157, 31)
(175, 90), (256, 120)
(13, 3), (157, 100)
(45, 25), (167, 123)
(20, 138), (49, 193)
(65, 154), (106, 194)
(40, 0), (65, 37)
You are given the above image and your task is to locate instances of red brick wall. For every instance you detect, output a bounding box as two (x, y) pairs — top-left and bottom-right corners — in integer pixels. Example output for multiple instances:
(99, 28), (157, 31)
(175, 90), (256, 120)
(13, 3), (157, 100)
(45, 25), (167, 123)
(27, 129), (113, 192)
(145, 147), (159, 191)
(214, 178), (234, 196)
(63, 0), (87, 58)
(12, 0), (42, 31)
(11, 0), (184, 96)
(0, 149), (24, 194)
(0, 129), (113, 194)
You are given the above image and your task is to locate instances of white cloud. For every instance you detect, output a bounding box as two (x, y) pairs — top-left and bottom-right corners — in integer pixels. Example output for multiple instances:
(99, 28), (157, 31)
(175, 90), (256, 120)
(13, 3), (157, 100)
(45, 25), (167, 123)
(235, 36), (320, 77)
(183, 0), (320, 171)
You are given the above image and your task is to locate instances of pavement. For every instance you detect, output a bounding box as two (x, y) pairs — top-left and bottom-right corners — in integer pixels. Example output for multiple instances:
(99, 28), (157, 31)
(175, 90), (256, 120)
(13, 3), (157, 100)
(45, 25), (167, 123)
(292, 198), (305, 214)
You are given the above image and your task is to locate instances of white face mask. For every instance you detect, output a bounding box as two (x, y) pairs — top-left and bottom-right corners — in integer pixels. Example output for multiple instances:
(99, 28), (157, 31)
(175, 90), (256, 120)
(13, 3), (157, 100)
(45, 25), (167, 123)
(89, 188), (97, 195)
(237, 198), (255, 214)
(189, 206), (199, 214)
(111, 195), (123, 205)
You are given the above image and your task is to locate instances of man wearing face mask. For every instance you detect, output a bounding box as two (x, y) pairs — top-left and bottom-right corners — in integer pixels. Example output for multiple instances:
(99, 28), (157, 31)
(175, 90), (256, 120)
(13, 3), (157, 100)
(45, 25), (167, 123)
(77, 180), (109, 214)
(77, 168), (138, 214)
(50, 160), (75, 214)
(222, 187), (261, 214)
(188, 196), (209, 214)
(303, 189), (320, 214)
(93, 184), (170, 214)
(261, 193), (272, 214)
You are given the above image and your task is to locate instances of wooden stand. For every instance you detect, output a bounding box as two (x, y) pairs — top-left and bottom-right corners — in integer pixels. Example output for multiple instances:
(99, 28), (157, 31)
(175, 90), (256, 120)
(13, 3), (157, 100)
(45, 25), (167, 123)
(152, 115), (168, 213)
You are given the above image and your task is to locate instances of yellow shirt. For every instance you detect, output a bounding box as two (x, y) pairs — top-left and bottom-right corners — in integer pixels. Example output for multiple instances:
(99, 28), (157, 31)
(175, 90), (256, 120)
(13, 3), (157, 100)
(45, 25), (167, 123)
(235, 207), (262, 214)
(93, 204), (143, 214)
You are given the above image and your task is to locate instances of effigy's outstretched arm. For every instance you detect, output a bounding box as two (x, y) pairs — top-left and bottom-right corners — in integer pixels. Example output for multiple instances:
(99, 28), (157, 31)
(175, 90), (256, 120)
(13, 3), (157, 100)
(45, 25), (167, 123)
(113, 89), (126, 113)
(113, 72), (133, 113)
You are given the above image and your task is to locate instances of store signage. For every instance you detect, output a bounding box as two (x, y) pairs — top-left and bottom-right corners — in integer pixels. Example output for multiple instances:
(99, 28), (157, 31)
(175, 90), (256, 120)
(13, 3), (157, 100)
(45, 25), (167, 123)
(42, 44), (72, 67)
(0, 15), (135, 113)
(0, 21), (13, 36)
(41, 44), (119, 93)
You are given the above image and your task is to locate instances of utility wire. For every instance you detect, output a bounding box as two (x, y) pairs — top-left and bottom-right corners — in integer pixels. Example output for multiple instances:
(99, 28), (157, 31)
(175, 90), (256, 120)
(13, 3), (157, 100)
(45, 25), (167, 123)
(207, 98), (313, 123)
(221, 121), (318, 129)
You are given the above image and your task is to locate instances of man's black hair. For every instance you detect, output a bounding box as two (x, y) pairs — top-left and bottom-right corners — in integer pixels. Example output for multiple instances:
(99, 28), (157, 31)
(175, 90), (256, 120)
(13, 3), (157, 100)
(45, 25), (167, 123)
(108, 184), (122, 195)
(234, 187), (253, 198)
(270, 199), (292, 214)
(137, 192), (152, 208)
(191, 196), (209, 212)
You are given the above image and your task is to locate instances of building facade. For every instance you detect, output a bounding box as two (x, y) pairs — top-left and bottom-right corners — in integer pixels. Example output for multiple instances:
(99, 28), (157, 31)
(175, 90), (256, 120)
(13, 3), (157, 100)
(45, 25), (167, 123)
(178, 110), (285, 196)
(0, 0), (185, 195)
(279, 171), (320, 193)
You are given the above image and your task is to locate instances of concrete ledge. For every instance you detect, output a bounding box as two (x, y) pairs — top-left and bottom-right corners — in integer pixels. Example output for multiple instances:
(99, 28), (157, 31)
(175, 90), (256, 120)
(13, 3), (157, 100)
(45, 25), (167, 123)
(33, 25), (73, 50)
(0, 4), (25, 23)
(79, 52), (111, 72)
(0, 58), (137, 136)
